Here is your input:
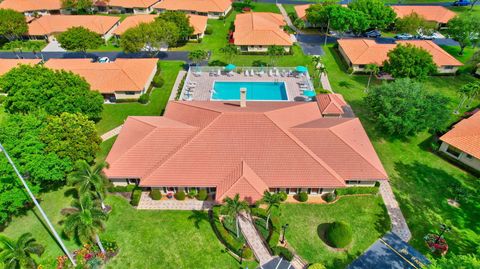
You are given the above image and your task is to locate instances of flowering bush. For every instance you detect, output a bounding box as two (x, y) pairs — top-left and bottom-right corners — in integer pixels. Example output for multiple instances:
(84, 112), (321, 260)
(56, 241), (119, 269)
(424, 234), (449, 255)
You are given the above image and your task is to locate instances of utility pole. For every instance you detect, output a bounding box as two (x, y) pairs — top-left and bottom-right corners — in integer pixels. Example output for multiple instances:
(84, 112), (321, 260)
(0, 143), (77, 267)
(324, 18), (330, 47)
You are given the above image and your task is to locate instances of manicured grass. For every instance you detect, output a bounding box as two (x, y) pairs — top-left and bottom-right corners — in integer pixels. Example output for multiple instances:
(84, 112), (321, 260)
(282, 4), (297, 16)
(90, 38), (122, 52)
(440, 45), (476, 64)
(95, 61), (184, 134)
(96, 136), (117, 163)
(0, 189), (258, 269)
(0, 40), (47, 52)
(322, 44), (480, 257)
(282, 196), (390, 268)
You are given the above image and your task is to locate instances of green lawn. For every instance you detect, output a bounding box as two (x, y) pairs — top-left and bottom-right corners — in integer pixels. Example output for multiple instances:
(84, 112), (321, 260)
(96, 136), (118, 163)
(0, 40), (47, 52)
(95, 61), (184, 134)
(90, 38), (122, 52)
(282, 196), (390, 268)
(0, 189), (257, 269)
(322, 44), (480, 257)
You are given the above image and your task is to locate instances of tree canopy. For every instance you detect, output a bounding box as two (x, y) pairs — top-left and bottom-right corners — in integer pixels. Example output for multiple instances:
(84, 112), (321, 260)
(306, 4), (369, 35)
(188, 50), (209, 65)
(0, 9), (28, 40)
(395, 12), (436, 35)
(120, 21), (180, 54)
(0, 233), (44, 269)
(446, 13), (480, 55)
(364, 78), (450, 137)
(157, 11), (194, 42)
(56, 26), (103, 52)
(383, 43), (437, 79)
(0, 65), (104, 121)
(61, 0), (94, 12)
(348, 0), (396, 30)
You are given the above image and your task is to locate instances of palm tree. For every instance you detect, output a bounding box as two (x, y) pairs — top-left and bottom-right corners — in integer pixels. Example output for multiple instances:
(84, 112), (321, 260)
(365, 64), (379, 92)
(68, 160), (109, 210)
(0, 233), (44, 269)
(62, 195), (107, 254)
(454, 82), (480, 114)
(267, 45), (285, 67)
(260, 191), (282, 229)
(222, 194), (250, 238)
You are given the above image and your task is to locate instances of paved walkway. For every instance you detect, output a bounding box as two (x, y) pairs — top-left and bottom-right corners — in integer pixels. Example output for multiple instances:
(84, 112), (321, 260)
(169, 70), (187, 101)
(238, 213), (273, 265)
(42, 40), (66, 52)
(379, 181), (412, 242)
(0, 51), (190, 61)
(137, 192), (215, 210)
(277, 4), (302, 34)
(320, 73), (333, 92)
(100, 125), (123, 141)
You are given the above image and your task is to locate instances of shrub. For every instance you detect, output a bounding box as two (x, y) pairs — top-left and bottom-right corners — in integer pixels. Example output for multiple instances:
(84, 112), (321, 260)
(242, 247), (253, 259)
(175, 190), (186, 200)
(278, 191), (288, 202)
(322, 192), (336, 203)
(187, 189), (198, 199)
(138, 93), (149, 104)
(150, 189), (162, 200)
(251, 207), (267, 219)
(336, 187), (379, 196)
(297, 192), (308, 202)
(308, 263), (327, 269)
(0, 95), (6, 104)
(272, 246), (294, 261)
(108, 184), (136, 193)
(374, 181), (380, 187)
(205, 26), (213, 35)
(152, 74), (164, 88)
(130, 188), (142, 206)
(196, 189), (208, 201)
(156, 60), (162, 71)
(326, 221), (353, 248)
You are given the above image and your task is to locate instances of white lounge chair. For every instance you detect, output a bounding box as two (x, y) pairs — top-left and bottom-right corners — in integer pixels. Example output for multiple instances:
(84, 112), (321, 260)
(217, 69), (221, 76)
(244, 70), (249, 76)
(268, 69), (273, 77)
(276, 70), (280, 77)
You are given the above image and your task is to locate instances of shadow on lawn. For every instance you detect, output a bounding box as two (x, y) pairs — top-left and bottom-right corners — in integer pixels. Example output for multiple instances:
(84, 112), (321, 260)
(188, 210), (209, 229)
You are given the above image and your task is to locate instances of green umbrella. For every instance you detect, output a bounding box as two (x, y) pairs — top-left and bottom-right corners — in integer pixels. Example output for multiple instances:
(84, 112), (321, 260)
(303, 90), (316, 97)
(225, 64), (236, 71)
(296, 66), (307, 73)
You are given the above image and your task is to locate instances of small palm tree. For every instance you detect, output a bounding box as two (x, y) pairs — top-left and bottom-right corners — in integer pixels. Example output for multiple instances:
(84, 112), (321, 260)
(62, 195), (107, 254)
(0, 233), (44, 269)
(222, 194), (250, 238)
(68, 160), (109, 210)
(260, 191), (282, 229)
(365, 64), (379, 92)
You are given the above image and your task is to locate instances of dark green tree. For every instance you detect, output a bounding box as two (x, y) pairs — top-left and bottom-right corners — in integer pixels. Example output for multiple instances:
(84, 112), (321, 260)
(383, 43), (437, 79)
(56, 26), (103, 53)
(446, 13), (480, 55)
(120, 21), (180, 54)
(157, 11), (194, 42)
(222, 194), (250, 238)
(188, 49), (209, 65)
(0, 65), (104, 121)
(395, 12), (436, 35)
(364, 78), (450, 137)
(428, 250), (480, 268)
(68, 161), (109, 210)
(348, 0), (396, 30)
(0, 9), (28, 40)
(61, 0), (94, 13)
(259, 191), (282, 229)
(321, 5), (368, 36)
(0, 233), (44, 269)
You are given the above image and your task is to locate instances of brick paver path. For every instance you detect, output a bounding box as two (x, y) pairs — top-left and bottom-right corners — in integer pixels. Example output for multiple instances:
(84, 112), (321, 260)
(320, 73), (333, 92)
(137, 192), (215, 210)
(379, 181), (412, 241)
(238, 213), (273, 265)
(170, 70), (187, 101)
(100, 125), (123, 141)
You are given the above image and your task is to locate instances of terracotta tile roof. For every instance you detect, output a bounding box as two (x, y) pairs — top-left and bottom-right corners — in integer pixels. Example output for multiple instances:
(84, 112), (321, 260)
(153, 0), (231, 13)
(44, 58), (157, 94)
(28, 15), (120, 36)
(106, 0), (159, 8)
(294, 4), (310, 20)
(440, 112), (480, 159)
(233, 12), (292, 46)
(338, 39), (462, 67)
(392, 5), (456, 24)
(0, 0), (61, 12)
(316, 94), (347, 115)
(188, 14), (208, 35)
(105, 98), (388, 196)
(112, 14), (156, 35)
(0, 59), (41, 76)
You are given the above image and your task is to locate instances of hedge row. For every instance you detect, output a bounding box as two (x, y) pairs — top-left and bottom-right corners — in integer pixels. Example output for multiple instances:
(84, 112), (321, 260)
(336, 187), (379, 196)
(130, 188), (142, 206)
(272, 246), (294, 261)
(108, 184), (136, 193)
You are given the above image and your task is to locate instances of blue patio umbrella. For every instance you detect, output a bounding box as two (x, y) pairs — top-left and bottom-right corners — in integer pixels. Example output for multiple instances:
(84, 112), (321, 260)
(224, 64), (236, 71)
(296, 66), (307, 73)
(303, 90), (316, 97)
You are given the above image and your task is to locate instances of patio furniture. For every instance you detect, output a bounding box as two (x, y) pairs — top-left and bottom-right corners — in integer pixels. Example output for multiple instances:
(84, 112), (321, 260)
(225, 64), (236, 72)
(217, 69), (221, 76)
(303, 90), (316, 101)
(227, 71), (234, 77)
(245, 70), (249, 76)
(268, 69), (273, 77)
(296, 66), (307, 73)
(275, 70), (280, 77)
(251, 69), (255, 76)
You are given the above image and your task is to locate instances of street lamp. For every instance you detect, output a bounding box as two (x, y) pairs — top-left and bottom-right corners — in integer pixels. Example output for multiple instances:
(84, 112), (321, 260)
(435, 223), (451, 244)
(0, 143), (77, 267)
(281, 223), (289, 244)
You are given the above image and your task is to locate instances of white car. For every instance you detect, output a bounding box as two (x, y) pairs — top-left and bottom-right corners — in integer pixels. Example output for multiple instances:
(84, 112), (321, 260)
(98, 57), (110, 63)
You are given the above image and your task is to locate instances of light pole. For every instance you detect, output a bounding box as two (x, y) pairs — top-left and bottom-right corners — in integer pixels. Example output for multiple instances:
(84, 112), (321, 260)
(0, 143), (77, 267)
(435, 223), (451, 244)
(281, 223), (289, 244)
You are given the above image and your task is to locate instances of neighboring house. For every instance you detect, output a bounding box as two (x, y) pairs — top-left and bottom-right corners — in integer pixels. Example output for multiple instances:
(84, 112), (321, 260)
(337, 39), (462, 74)
(316, 93), (351, 118)
(153, 0), (231, 19)
(44, 58), (158, 101)
(0, 59), (42, 76)
(233, 12), (293, 53)
(294, 4), (310, 21)
(391, 5), (456, 26)
(0, 0), (63, 16)
(104, 96), (388, 203)
(27, 15), (121, 40)
(112, 14), (207, 40)
(95, 0), (160, 14)
(439, 112), (480, 172)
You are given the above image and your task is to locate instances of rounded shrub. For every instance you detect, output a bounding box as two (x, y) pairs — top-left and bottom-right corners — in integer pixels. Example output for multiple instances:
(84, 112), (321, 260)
(196, 189), (208, 201)
(322, 192), (336, 203)
(138, 93), (149, 104)
(150, 189), (162, 200)
(242, 247), (253, 259)
(297, 192), (308, 202)
(205, 26), (213, 35)
(278, 191), (288, 202)
(272, 246), (294, 261)
(326, 221), (353, 248)
(152, 74), (164, 88)
(174, 191), (186, 200)
(308, 263), (326, 269)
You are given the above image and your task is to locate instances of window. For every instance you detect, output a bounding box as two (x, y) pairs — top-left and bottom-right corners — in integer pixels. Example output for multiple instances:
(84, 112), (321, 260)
(466, 154), (473, 159)
(446, 145), (462, 158)
(125, 91), (136, 95)
(444, 66), (454, 70)
(359, 65), (366, 69)
(346, 180), (361, 185)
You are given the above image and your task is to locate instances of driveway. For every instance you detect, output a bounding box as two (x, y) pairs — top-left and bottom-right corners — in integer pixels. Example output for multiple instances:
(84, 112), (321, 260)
(41, 40), (66, 52)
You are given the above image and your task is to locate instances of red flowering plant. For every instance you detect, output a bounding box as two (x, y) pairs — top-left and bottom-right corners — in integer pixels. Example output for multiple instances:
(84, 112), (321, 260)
(424, 234), (449, 255)
(56, 241), (119, 269)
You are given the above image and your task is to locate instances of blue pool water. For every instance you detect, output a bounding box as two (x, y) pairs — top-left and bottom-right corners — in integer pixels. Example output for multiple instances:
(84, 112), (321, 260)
(212, 81), (288, 101)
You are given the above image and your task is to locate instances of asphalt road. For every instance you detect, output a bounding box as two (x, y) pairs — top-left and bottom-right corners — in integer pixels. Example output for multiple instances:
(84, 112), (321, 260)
(0, 51), (190, 61)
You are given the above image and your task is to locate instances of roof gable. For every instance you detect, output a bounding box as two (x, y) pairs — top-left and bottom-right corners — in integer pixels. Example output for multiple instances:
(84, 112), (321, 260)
(440, 112), (480, 159)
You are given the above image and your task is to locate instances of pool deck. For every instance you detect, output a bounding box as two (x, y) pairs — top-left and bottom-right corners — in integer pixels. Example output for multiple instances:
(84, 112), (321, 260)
(180, 68), (314, 101)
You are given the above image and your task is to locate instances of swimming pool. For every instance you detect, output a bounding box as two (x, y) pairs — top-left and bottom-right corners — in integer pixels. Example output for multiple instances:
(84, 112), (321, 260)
(211, 81), (288, 101)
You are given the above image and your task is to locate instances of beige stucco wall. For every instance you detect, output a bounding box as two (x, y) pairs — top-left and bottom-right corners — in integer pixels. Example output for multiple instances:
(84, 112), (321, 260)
(439, 142), (480, 171)
(436, 66), (459, 74)
(111, 178), (129, 186)
(241, 45), (291, 53)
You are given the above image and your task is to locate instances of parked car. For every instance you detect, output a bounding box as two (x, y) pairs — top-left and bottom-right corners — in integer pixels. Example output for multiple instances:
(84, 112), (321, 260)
(452, 0), (470, 6)
(395, 33), (414, 40)
(364, 30), (381, 38)
(98, 57), (110, 63)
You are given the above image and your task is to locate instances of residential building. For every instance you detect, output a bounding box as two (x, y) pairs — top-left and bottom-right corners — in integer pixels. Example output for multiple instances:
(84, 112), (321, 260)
(153, 0), (232, 19)
(0, 0), (63, 16)
(105, 97), (388, 203)
(294, 4), (310, 21)
(27, 15), (121, 40)
(0, 59), (42, 76)
(439, 112), (480, 172)
(44, 58), (158, 101)
(391, 5), (456, 25)
(112, 14), (208, 40)
(337, 39), (462, 74)
(95, 0), (160, 14)
(233, 12), (293, 53)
